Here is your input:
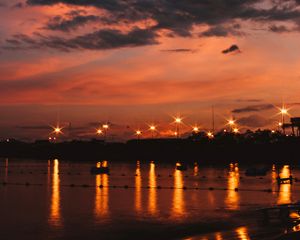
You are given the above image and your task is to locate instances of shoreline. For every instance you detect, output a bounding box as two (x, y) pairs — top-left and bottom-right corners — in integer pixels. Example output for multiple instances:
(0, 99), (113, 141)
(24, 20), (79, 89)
(0, 138), (299, 164)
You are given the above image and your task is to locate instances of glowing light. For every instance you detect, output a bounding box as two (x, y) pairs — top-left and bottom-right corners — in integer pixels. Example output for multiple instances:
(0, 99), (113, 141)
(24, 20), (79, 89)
(280, 108), (288, 115)
(53, 126), (63, 135)
(228, 119), (235, 126)
(102, 124), (109, 129)
(207, 132), (214, 138)
(192, 126), (199, 133)
(174, 117), (182, 124)
(233, 128), (239, 133)
(135, 130), (142, 135)
(278, 122), (282, 126)
(149, 125), (156, 131)
(102, 161), (108, 167)
(96, 129), (103, 135)
(176, 162), (182, 167)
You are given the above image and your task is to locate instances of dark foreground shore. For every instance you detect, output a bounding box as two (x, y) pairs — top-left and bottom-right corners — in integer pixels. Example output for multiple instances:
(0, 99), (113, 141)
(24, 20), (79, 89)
(1, 135), (300, 164)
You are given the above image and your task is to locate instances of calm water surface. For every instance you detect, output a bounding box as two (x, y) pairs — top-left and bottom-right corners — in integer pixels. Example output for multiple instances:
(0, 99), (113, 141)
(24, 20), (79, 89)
(0, 158), (299, 240)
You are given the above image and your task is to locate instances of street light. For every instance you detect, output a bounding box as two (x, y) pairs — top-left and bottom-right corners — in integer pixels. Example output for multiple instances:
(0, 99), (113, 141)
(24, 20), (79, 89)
(278, 106), (289, 134)
(54, 127), (62, 134)
(149, 125), (156, 138)
(233, 128), (239, 134)
(102, 124), (109, 140)
(192, 126), (200, 133)
(96, 129), (103, 135)
(207, 131), (214, 138)
(52, 126), (63, 135)
(227, 118), (236, 132)
(279, 107), (288, 125)
(173, 116), (183, 138)
(135, 130), (142, 140)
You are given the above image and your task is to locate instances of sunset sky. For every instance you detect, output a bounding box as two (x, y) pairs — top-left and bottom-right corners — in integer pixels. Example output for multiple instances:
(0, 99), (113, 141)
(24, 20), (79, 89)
(1, 0), (300, 140)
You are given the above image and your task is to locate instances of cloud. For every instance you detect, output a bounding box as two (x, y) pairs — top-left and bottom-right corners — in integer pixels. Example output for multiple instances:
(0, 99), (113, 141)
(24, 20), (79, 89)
(16, 125), (50, 130)
(222, 44), (240, 54)
(4, 27), (158, 51)
(269, 24), (291, 33)
(236, 98), (263, 103)
(237, 114), (272, 128)
(161, 48), (195, 53)
(200, 24), (242, 37)
(45, 14), (100, 32)
(232, 104), (274, 113)
(0, 0), (294, 51)
(11, 2), (25, 9)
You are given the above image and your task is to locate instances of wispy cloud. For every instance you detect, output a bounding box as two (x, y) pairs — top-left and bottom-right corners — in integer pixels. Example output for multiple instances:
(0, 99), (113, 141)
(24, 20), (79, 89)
(232, 104), (274, 113)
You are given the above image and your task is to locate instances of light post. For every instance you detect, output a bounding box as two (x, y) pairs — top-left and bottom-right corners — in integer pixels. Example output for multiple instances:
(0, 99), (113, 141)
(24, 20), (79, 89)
(227, 119), (235, 132)
(135, 130), (142, 140)
(51, 126), (63, 142)
(173, 116), (183, 139)
(102, 124), (109, 140)
(279, 107), (288, 134)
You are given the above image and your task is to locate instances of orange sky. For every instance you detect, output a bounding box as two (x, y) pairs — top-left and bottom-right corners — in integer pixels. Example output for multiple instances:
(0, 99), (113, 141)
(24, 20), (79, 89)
(1, 0), (300, 140)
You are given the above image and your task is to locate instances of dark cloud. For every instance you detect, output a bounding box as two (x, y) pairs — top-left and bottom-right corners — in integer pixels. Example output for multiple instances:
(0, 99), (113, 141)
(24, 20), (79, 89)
(201, 25), (242, 37)
(12, 2), (25, 9)
(4, 27), (158, 51)
(45, 14), (100, 32)
(1, 0), (299, 51)
(16, 125), (50, 130)
(269, 24), (291, 32)
(222, 44), (240, 54)
(161, 48), (195, 53)
(236, 98), (263, 102)
(237, 114), (272, 128)
(232, 104), (274, 113)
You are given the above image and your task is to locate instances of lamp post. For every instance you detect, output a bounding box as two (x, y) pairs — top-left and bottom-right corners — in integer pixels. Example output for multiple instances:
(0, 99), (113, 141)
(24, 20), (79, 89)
(102, 124), (109, 140)
(279, 107), (288, 134)
(174, 117), (182, 138)
(227, 119), (235, 132)
(135, 130), (142, 140)
(51, 126), (63, 142)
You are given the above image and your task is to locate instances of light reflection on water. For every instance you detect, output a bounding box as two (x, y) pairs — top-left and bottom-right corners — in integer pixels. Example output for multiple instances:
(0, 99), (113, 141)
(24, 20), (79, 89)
(148, 161), (157, 215)
(225, 163), (240, 210)
(0, 159), (299, 240)
(236, 227), (250, 240)
(49, 159), (62, 228)
(95, 174), (109, 219)
(194, 163), (199, 176)
(135, 161), (142, 213)
(172, 168), (185, 218)
(277, 165), (292, 205)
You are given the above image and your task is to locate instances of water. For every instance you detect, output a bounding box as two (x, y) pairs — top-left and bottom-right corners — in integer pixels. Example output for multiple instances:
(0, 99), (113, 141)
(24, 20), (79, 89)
(0, 158), (300, 239)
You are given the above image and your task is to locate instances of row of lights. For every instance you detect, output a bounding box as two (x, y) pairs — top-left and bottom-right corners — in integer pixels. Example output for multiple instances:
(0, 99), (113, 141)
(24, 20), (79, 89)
(49, 107), (290, 140)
